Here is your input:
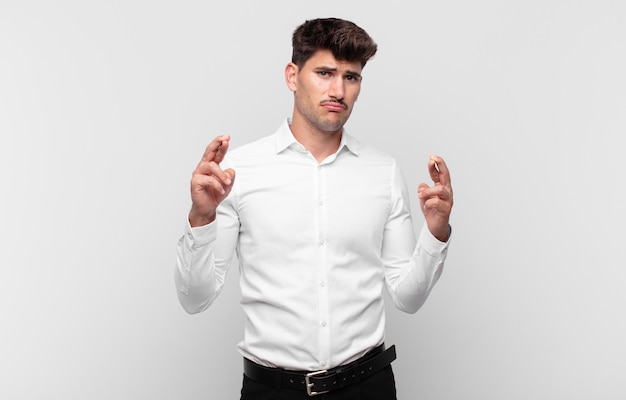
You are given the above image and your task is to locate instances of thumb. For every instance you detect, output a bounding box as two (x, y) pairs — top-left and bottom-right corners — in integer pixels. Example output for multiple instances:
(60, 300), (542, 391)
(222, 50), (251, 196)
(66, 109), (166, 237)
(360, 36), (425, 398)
(417, 183), (429, 197)
(224, 168), (236, 183)
(417, 183), (429, 208)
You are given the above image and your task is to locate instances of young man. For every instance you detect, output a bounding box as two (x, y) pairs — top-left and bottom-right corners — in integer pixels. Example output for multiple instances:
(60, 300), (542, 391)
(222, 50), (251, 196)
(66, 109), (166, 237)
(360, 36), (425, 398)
(176, 17), (453, 399)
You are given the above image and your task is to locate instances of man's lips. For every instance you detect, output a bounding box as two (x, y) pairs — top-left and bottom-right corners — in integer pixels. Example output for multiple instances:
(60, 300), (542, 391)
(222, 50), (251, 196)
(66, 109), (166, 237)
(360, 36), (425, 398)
(321, 101), (347, 112)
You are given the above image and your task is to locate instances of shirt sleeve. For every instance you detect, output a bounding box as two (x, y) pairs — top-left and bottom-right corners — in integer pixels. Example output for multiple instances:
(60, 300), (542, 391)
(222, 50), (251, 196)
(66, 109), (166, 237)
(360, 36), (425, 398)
(382, 162), (450, 314)
(174, 187), (240, 314)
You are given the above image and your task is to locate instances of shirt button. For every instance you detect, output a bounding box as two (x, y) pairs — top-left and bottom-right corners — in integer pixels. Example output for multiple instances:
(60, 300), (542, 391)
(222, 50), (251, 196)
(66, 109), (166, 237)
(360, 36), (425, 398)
(319, 240), (324, 246)
(318, 200), (324, 206)
(320, 281), (326, 287)
(321, 361), (327, 367)
(321, 321), (327, 327)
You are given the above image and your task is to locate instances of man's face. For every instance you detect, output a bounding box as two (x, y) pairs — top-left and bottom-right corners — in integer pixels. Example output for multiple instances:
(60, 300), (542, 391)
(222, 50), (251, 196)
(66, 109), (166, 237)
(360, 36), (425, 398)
(287, 49), (363, 134)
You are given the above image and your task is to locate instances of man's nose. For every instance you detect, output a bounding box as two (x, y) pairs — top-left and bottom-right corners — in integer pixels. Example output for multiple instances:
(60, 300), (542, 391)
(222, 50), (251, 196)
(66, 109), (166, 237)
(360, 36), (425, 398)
(327, 77), (345, 100)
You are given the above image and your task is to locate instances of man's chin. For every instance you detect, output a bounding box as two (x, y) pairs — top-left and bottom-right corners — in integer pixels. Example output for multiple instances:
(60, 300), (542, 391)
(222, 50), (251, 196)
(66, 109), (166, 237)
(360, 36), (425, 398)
(319, 116), (349, 132)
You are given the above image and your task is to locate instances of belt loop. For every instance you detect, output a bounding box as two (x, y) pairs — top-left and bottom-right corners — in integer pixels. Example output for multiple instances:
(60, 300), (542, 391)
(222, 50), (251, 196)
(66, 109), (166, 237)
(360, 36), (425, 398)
(274, 369), (281, 391)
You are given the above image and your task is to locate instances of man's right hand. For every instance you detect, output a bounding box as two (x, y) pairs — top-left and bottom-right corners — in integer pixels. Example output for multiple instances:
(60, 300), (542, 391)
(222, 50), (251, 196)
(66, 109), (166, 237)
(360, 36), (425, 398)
(188, 135), (236, 227)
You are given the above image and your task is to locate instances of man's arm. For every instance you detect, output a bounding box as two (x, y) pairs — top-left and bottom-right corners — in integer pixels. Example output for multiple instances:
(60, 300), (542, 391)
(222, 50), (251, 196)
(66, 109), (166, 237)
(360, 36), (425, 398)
(174, 136), (238, 314)
(174, 200), (240, 314)
(383, 157), (453, 314)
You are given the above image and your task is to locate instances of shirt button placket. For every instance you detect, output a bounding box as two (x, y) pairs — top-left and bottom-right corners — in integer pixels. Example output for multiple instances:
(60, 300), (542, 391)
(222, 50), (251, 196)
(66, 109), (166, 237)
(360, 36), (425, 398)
(316, 164), (331, 366)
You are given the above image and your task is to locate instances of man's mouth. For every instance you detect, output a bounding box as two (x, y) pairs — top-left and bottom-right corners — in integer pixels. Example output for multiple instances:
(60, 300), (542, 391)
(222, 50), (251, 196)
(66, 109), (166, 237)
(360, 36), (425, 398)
(321, 100), (347, 112)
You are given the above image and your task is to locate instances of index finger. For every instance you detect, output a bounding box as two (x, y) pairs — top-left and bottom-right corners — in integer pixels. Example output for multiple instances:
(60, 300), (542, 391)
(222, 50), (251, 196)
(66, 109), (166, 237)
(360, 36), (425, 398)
(201, 135), (231, 164)
(428, 154), (452, 187)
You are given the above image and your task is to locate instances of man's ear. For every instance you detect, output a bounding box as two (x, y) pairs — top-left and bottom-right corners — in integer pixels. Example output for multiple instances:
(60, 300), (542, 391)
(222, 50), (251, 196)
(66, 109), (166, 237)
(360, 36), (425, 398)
(285, 62), (298, 92)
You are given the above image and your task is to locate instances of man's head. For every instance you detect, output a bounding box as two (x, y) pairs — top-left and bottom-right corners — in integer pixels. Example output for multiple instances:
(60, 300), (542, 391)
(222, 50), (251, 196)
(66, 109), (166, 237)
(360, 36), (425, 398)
(291, 18), (377, 69)
(286, 18), (377, 136)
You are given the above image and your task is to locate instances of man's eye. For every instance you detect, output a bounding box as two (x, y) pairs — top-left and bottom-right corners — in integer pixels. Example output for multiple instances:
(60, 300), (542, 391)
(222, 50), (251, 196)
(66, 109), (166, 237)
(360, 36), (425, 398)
(319, 71), (329, 77)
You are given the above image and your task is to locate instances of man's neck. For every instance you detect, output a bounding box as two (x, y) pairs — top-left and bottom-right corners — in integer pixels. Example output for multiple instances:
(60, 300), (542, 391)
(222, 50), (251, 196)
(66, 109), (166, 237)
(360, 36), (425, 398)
(289, 118), (342, 164)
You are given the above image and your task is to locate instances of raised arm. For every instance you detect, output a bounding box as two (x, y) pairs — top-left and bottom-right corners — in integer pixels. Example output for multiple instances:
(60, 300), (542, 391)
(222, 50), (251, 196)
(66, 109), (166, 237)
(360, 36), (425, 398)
(175, 135), (238, 314)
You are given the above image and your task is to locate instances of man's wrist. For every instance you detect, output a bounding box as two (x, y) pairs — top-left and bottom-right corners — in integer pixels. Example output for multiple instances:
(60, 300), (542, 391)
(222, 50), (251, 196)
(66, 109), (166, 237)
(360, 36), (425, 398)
(430, 224), (451, 242)
(188, 210), (216, 227)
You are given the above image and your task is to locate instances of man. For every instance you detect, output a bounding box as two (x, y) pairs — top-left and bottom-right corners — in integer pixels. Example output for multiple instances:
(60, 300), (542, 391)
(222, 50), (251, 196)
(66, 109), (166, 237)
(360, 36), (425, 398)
(175, 17), (453, 399)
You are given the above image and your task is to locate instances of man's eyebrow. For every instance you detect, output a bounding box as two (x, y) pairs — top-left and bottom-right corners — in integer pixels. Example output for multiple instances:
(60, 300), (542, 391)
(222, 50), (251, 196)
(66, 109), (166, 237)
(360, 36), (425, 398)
(314, 66), (338, 72)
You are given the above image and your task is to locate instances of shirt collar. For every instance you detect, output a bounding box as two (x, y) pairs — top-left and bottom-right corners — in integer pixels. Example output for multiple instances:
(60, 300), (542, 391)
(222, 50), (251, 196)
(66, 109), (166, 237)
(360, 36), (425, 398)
(274, 118), (361, 156)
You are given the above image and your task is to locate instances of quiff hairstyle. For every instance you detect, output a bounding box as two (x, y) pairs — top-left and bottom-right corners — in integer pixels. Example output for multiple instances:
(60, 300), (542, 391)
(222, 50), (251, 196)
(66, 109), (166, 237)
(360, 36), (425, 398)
(291, 18), (378, 68)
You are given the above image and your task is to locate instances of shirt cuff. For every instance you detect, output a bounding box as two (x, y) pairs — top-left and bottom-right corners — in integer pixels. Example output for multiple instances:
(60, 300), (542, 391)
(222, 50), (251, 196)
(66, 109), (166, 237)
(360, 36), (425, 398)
(418, 224), (451, 255)
(185, 219), (217, 247)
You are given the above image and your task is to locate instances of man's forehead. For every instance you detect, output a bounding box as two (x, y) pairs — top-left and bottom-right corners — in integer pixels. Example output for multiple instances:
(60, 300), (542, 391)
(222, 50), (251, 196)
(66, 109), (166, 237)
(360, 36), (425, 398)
(304, 49), (363, 72)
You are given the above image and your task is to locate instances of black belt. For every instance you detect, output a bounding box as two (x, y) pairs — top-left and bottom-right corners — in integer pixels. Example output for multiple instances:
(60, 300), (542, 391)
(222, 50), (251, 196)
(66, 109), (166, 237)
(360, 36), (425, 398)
(243, 344), (396, 397)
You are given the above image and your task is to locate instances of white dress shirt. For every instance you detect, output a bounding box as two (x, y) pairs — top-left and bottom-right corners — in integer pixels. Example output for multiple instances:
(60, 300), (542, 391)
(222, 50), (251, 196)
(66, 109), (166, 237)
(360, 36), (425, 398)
(175, 119), (450, 371)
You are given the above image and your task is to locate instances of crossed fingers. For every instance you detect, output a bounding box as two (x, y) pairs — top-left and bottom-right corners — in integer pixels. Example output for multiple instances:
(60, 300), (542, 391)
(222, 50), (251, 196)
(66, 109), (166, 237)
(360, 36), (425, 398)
(418, 155), (453, 241)
(194, 135), (233, 194)
(201, 134), (230, 165)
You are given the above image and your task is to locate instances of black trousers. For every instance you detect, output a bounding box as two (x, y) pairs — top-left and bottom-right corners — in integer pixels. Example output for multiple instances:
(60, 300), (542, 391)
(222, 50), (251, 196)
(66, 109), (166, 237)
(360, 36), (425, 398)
(239, 364), (397, 400)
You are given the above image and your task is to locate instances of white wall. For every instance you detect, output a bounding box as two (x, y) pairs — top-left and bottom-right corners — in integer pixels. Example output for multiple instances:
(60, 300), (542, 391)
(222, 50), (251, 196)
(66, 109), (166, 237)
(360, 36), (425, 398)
(1, 1), (624, 399)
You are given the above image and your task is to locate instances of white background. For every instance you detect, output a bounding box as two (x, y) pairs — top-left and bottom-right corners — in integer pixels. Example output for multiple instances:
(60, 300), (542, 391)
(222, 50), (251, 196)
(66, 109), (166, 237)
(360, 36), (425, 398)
(1, 1), (625, 399)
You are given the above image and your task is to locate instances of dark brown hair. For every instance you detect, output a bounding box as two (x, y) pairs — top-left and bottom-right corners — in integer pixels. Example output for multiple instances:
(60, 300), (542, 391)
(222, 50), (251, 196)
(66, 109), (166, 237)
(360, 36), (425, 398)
(291, 18), (378, 68)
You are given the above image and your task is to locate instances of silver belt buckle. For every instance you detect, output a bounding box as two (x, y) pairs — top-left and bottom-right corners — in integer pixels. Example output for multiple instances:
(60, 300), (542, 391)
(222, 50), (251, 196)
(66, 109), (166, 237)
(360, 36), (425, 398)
(305, 369), (329, 396)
